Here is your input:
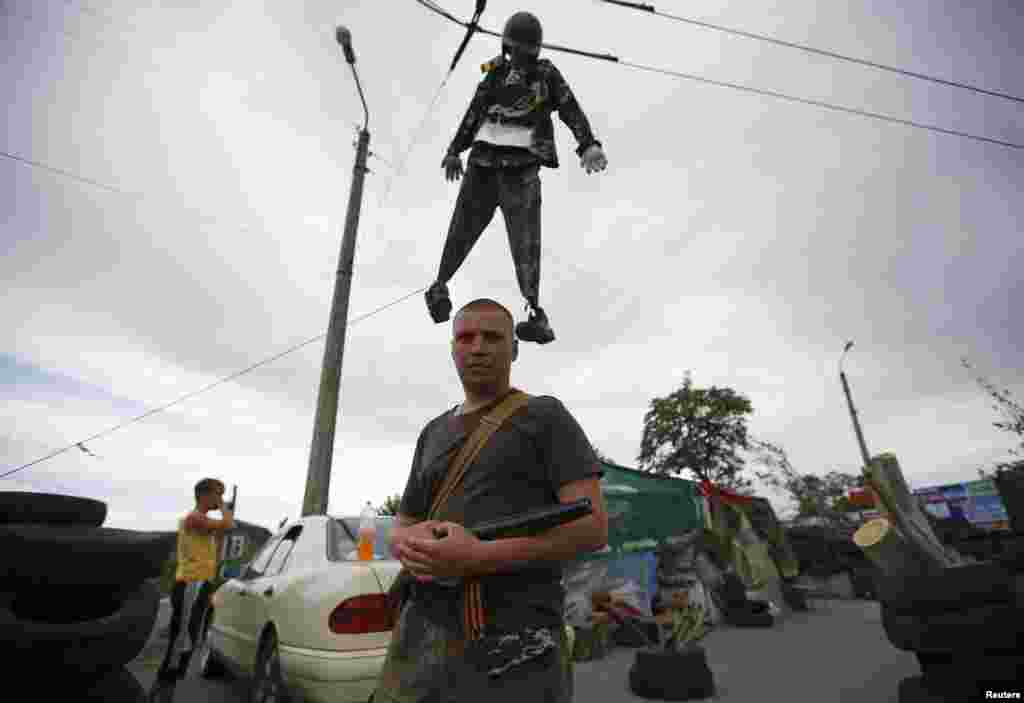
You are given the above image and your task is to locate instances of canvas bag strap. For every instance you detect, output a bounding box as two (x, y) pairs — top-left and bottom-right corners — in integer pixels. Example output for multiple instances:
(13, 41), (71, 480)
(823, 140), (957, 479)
(427, 389), (531, 520)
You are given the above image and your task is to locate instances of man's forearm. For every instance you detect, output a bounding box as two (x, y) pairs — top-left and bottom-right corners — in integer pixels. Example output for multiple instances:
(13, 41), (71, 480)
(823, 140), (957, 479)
(472, 516), (607, 576)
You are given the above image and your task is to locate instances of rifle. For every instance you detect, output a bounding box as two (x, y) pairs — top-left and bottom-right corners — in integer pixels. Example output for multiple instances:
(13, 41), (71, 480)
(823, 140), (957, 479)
(432, 497), (594, 540)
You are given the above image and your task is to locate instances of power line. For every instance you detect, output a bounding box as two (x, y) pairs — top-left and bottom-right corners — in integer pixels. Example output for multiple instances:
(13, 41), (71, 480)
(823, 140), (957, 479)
(0, 285), (429, 480)
(596, 0), (1024, 105)
(616, 60), (1024, 150)
(0, 149), (331, 240)
(413, 0), (1023, 150)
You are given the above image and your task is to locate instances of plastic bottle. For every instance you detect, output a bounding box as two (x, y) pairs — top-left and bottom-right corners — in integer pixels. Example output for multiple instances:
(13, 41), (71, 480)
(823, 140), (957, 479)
(358, 502), (376, 561)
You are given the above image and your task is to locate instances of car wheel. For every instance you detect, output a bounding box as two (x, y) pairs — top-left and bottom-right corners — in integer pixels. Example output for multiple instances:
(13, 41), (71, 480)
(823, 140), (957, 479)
(0, 524), (176, 588)
(1, 580), (160, 675)
(195, 608), (228, 679)
(250, 629), (291, 703)
(0, 492), (107, 527)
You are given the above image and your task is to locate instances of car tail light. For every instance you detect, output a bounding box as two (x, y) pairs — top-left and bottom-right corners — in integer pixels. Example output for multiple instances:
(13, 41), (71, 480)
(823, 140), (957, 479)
(329, 594), (394, 634)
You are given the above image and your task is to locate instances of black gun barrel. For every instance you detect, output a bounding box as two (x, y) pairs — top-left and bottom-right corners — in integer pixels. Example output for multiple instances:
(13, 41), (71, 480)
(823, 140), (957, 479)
(432, 498), (593, 540)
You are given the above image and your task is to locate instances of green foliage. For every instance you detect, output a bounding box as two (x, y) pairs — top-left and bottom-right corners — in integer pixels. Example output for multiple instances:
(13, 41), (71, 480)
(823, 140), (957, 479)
(637, 371), (755, 491)
(377, 494), (402, 517)
(660, 604), (709, 652)
(751, 439), (860, 527)
(963, 358), (1024, 477)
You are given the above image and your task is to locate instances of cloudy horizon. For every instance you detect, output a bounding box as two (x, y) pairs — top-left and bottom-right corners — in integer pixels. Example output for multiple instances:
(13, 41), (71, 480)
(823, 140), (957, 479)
(3, 0), (1021, 533)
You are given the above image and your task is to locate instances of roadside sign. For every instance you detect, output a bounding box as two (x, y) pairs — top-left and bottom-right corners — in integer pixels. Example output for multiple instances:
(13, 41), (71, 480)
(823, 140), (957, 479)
(220, 532), (248, 579)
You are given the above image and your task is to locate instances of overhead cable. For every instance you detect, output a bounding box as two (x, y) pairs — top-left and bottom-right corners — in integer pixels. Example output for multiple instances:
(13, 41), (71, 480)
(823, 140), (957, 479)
(596, 0), (1024, 105)
(413, 0), (1022, 150)
(0, 285), (428, 479)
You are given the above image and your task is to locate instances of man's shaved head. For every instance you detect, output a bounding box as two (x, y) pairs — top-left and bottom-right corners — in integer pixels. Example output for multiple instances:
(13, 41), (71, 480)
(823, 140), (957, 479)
(455, 298), (515, 336)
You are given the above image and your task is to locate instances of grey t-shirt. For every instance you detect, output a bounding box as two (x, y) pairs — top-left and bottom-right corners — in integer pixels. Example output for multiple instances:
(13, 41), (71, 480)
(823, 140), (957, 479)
(399, 392), (603, 630)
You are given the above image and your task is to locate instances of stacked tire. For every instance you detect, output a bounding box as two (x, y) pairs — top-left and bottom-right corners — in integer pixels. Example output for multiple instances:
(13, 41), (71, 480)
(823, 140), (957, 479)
(877, 561), (1024, 702)
(0, 492), (176, 702)
(628, 644), (716, 701)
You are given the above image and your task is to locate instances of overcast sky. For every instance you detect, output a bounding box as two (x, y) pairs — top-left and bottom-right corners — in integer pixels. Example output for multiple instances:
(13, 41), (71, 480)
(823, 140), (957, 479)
(3, 0), (1022, 534)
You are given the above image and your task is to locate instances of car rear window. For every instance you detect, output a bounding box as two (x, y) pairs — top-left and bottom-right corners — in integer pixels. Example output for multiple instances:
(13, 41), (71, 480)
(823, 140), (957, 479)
(331, 517), (396, 561)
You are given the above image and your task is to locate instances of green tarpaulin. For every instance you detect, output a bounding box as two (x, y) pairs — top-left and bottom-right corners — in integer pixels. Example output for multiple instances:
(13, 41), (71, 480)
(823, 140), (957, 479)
(583, 462), (706, 561)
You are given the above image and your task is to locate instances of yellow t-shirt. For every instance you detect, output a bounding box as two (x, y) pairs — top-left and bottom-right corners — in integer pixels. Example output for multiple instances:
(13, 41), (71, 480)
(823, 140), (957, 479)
(175, 513), (219, 583)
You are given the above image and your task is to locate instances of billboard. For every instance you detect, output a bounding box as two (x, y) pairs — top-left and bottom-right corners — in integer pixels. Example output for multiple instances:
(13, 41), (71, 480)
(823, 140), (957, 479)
(912, 479), (1009, 530)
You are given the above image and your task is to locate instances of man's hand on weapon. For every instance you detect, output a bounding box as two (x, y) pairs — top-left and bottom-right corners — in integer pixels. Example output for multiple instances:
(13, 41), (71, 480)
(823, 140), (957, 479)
(581, 144), (607, 174)
(442, 154), (464, 182)
(389, 520), (442, 560)
(395, 521), (484, 581)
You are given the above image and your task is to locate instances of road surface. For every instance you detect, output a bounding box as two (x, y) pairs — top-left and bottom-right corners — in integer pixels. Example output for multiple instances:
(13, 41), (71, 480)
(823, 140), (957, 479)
(128, 598), (921, 702)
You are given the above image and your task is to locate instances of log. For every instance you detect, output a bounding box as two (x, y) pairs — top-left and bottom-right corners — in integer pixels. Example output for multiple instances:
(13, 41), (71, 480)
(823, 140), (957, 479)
(865, 454), (959, 568)
(853, 518), (934, 580)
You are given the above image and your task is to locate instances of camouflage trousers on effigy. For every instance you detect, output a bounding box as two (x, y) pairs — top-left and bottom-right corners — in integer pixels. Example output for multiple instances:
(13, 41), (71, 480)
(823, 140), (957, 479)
(436, 163), (542, 306)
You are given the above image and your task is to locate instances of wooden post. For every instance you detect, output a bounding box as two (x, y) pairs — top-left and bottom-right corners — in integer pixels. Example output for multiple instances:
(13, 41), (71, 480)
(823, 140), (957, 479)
(853, 518), (934, 579)
(865, 454), (958, 568)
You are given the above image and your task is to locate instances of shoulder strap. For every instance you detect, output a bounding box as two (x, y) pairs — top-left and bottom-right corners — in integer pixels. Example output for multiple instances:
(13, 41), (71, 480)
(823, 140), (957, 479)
(427, 389), (531, 520)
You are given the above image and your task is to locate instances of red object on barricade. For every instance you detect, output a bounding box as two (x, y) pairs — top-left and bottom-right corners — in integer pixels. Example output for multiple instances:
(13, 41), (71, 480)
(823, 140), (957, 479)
(699, 480), (756, 505)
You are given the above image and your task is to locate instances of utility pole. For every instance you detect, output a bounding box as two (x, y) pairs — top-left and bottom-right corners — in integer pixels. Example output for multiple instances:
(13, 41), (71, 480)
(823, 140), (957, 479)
(302, 27), (370, 516)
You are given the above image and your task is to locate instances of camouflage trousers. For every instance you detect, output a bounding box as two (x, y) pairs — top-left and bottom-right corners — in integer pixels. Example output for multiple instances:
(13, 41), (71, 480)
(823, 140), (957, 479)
(374, 597), (573, 703)
(437, 163), (542, 306)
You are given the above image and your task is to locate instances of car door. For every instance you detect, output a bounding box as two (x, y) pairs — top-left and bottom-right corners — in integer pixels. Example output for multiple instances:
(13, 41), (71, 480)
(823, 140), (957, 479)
(218, 532), (284, 671)
(235, 525), (304, 673)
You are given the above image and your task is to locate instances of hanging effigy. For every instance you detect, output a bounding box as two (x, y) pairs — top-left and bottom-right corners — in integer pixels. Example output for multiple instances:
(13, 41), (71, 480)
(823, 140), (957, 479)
(425, 11), (608, 344)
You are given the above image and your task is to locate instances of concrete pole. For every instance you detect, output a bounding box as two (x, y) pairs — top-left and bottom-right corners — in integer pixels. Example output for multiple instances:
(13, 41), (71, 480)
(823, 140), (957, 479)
(302, 127), (369, 516)
(839, 342), (872, 470)
(302, 27), (371, 516)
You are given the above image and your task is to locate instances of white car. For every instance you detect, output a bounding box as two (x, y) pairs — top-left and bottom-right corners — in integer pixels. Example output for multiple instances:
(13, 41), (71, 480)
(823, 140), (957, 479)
(195, 514), (402, 703)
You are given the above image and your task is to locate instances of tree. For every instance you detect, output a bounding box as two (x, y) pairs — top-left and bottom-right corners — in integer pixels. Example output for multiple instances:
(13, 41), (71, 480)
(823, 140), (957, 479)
(637, 372), (754, 491)
(377, 494), (402, 517)
(962, 357), (1024, 478)
(751, 439), (863, 526)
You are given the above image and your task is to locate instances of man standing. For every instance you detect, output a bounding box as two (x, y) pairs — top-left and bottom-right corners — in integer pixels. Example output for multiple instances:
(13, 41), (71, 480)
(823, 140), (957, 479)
(157, 478), (235, 680)
(425, 11), (608, 345)
(375, 298), (609, 702)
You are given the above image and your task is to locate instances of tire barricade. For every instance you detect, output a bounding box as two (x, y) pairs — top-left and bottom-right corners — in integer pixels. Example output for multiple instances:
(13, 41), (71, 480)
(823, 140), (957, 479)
(0, 492), (174, 701)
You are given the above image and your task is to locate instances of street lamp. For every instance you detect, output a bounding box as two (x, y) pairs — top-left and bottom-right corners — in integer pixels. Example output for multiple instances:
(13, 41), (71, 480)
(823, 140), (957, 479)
(839, 341), (872, 470)
(302, 26), (372, 517)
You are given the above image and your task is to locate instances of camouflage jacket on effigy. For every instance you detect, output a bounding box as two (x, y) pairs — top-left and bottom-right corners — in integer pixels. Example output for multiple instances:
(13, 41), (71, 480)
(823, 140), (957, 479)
(445, 55), (602, 170)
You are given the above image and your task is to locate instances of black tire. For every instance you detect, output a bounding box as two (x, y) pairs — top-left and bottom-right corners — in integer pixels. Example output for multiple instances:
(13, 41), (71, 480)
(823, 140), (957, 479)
(250, 629), (292, 703)
(612, 618), (660, 648)
(881, 601), (1022, 653)
(38, 666), (148, 702)
(628, 646), (715, 701)
(897, 675), (966, 703)
(0, 524), (176, 588)
(718, 572), (747, 608)
(780, 583), (808, 611)
(849, 566), (879, 599)
(1, 580), (160, 676)
(195, 607), (228, 679)
(0, 491), (108, 527)
(878, 561), (1015, 615)
(725, 603), (774, 628)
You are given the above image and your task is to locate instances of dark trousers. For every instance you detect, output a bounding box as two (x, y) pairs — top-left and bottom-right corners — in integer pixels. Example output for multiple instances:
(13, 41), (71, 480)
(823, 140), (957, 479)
(159, 580), (213, 674)
(375, 599), (573, 703)
(437, 163), (543, 306)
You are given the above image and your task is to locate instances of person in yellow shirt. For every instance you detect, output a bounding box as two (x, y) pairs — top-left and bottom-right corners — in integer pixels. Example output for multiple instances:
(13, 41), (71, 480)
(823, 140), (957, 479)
(157, 478), (235, 681)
